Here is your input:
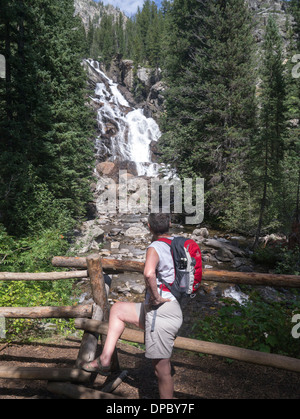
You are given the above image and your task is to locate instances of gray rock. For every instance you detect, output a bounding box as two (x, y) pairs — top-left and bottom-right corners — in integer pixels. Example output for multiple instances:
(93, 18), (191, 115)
(131, 284), (146, 294)
(215, 247), (235, 262)
(125, 224), (149, 238)
(192, 227), (209, 238)
(203, 238), (245, 256)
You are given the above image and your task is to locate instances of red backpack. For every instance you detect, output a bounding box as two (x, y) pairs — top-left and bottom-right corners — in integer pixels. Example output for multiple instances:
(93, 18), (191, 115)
(157, 236), (202, 301)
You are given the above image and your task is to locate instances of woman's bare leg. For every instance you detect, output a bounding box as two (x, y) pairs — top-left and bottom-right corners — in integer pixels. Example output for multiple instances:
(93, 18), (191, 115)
(152, 358), (174, 399)
(88, 301), (142, 368)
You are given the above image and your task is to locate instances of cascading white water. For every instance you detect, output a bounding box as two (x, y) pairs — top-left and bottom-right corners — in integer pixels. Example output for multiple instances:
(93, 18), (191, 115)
(87, 59), (161, 177)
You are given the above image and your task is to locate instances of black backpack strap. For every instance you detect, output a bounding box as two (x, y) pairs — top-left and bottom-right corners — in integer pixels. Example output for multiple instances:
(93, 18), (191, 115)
(150, 285), (163, 332)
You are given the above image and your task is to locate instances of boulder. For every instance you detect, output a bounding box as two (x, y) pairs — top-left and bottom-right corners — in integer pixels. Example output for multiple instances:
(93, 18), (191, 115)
(215, 247), (235, 262)
(96, 161), (117, 176)
(70, 220), (105, 254)
(203, 238), (245, 256)
(125, 224), (149, 238)
(131, 284), (146, 294)
(192, 227), (209, 238)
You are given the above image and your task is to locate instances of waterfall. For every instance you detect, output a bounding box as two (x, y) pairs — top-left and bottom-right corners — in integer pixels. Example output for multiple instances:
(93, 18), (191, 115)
(87, 59), (161, 177)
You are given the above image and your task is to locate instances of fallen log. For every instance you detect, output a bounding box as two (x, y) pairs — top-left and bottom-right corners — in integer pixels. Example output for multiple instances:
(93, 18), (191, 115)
(0, 305), (92, 319)
(75, 318), (300, 374)
(0, 270), (88, 281)
(52, 256), (300, 288)
(47, 382), (124, 399)
(0, 366), (91, 382)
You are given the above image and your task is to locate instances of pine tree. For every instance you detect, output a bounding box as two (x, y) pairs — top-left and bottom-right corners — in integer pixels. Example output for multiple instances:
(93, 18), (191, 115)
(252, 16), (287, 245)
(0, 0), (94, 234)
(159, 0), (257, 230)
(285, 0), (300, 246)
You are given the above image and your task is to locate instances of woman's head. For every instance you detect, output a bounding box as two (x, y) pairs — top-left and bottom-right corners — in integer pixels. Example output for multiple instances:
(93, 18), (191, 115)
(148, 213), (171, 235)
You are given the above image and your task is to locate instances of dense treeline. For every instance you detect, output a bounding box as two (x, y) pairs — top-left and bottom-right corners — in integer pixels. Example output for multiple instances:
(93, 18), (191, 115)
(87, 0), (166, 66)
(0, 0), (94, 240)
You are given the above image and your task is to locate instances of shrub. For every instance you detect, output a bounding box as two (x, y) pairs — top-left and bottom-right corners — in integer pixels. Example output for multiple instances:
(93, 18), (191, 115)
(192, 295), (300, 359)
(0, 224), (78, 340)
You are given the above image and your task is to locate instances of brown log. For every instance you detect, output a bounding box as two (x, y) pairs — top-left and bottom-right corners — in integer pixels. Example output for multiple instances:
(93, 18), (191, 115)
(0, 366), (91, 382)
(76, 255), (119, 373)
(52, 256), (144, 273)
(0, 305), (92, 319)
(75, 318), (300, 374)
(86, 254), (119, 372)
(86, 254), (110, 320)
(47, 382), (124, 399)
(52, 256), (88, 269)
(75, 304), (103, 369)
(51, 256), (300, 288)
(202, 269), (300, 288)
(0, 270), (88, 281)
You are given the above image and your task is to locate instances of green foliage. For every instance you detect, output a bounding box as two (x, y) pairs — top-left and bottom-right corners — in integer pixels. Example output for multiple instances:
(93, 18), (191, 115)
(192, 295), (300, 358)
(0, 227), (69, 273)
(252, 242), (300, 275)
(0, 223), (78, 340)
(251, 246), (280, 269)
(250, 17), (287, 244)
(274, 246), (300, 275)
(157, 0), (300, 237)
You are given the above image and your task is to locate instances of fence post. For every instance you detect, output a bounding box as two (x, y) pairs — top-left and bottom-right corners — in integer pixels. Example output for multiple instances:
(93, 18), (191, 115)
(75, 254), (119, 373)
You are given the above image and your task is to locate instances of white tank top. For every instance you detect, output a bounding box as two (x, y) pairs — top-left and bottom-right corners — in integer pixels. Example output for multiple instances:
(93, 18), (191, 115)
(146, 237), (176, 302)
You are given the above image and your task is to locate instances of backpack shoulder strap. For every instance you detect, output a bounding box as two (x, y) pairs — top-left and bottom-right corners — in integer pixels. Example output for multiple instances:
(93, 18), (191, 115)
(156, 237), (172, 246)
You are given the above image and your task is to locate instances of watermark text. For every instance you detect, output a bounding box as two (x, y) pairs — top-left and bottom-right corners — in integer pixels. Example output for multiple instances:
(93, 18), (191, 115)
(96, 170), (204, 224)
(0, 54), (5, 79)
(291, 314), (300, 339)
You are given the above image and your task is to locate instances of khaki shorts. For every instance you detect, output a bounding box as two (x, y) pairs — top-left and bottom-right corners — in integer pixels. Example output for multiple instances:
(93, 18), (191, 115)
(135, 300), (183, 359)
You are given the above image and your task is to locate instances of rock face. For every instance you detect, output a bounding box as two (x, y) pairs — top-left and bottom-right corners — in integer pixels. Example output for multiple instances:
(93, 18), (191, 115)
(74, 0), (127, 32)
(245, 0), (294, 50)
(107, 56), (165, 120)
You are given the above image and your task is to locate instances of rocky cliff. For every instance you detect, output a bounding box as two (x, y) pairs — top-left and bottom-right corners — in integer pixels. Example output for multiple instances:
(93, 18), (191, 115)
(74, 0), (127, 31)
(246, 0), (293, 49)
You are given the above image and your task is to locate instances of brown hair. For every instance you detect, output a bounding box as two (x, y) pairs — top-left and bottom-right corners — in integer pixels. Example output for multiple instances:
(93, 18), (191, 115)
(148, 213), (171, 234)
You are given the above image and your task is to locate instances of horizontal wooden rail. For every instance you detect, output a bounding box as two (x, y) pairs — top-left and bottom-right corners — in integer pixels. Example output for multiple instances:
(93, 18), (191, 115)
(52, 256), (300, 288)
(47, 382), (124, 399)
(1, 258), (299, 287)
(75, 319), (300, 374)
(0, 270), (88, 281)
(0, 366), (91, 382)
(203, 269), (300, 288)
(52, 256), (144, 273)
(0, 305), (92, 319)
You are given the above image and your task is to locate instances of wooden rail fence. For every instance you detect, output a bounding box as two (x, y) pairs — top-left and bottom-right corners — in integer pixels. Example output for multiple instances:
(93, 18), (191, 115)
(0, 254), (299, 399)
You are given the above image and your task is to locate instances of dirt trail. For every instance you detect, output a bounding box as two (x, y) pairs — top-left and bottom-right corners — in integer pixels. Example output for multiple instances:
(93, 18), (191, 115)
(0, 337), (299, 399)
